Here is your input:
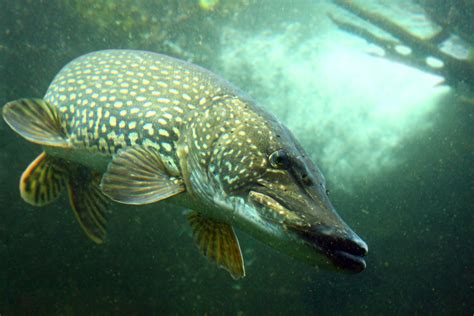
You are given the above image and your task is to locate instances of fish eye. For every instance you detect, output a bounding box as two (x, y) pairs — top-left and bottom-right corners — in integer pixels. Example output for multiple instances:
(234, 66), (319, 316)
(269, 149), (290, 169)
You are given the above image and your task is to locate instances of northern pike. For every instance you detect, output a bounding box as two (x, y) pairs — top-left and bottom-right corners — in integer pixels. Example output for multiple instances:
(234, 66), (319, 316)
(2, 50), (368, 278)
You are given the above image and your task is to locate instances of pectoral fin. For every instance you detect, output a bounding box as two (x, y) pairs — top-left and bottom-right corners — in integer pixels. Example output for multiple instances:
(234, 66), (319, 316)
(68, 167), (109, 244)
(101, 145), (185, 205)
(188, 211), (245, 279)
(2, 98), (70, 148)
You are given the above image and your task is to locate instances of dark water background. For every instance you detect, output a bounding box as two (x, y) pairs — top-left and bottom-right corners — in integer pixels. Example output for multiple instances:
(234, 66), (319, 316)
(1, 0), (473, 315)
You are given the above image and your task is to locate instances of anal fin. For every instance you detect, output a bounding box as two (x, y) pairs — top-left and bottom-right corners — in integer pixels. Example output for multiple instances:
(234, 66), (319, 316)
(68, 167), (109, 244)
(20, 152), (67, 206)
(188, 211), (245, 279)
(3, 98), (70, 148)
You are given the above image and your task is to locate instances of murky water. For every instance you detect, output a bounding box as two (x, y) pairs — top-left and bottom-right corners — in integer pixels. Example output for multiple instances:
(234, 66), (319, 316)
(1, 1), (472, 314)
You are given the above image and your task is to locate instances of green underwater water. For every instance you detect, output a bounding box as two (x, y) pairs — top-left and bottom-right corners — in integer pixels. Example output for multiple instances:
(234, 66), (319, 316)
(1, 0), (473, 315)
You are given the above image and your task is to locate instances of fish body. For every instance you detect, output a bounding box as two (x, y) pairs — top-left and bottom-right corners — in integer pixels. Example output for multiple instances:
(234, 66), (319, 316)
(3, 50), (367, 278)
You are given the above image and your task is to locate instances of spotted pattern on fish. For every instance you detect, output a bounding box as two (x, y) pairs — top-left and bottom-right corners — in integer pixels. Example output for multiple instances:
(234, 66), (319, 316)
(42, 50), (279, 193)
(44, 50), (235, 163)
(184, 96), (274, 192)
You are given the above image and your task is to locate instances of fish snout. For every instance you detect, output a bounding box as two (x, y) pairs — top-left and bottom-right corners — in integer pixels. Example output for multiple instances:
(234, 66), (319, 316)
(294, 224), (368, 273)
(314, 225), (368, 256)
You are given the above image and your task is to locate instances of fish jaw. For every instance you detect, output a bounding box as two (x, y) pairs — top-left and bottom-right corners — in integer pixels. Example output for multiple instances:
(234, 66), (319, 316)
(244, 188), (368, 273)
(287, 222), (368, 273)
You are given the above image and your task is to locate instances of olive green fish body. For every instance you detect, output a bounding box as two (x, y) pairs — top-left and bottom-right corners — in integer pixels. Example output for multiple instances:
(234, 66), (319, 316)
(2, 49), (368, 279)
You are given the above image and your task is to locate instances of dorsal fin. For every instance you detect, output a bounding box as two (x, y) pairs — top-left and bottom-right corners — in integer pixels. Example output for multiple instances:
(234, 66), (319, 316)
(2, 98), (70, 148)
(188, 211), (245, 279)
(101, 145), (185, 205)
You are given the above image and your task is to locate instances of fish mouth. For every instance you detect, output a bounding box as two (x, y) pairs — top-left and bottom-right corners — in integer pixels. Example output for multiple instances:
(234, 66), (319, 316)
(327, 249), (367, 273)
(248, 187), (368, 272)
(291, 225), (368, 273)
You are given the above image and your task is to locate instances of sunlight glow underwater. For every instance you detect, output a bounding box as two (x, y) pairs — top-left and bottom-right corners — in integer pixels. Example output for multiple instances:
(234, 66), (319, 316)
(220, 27), (450, 190)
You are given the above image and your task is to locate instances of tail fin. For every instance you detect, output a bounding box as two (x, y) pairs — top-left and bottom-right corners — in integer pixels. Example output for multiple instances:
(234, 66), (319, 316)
(2, 98), (70, 148)
(20, 152), (109, 244)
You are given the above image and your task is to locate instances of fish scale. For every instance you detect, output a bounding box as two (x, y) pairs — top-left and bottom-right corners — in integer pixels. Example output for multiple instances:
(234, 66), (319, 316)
(44, 50), (231, 158)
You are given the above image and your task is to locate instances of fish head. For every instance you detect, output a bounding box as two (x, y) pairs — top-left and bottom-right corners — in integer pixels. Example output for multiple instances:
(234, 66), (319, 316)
(205, 112), (368, 273)
(249, 134), (368, 273)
